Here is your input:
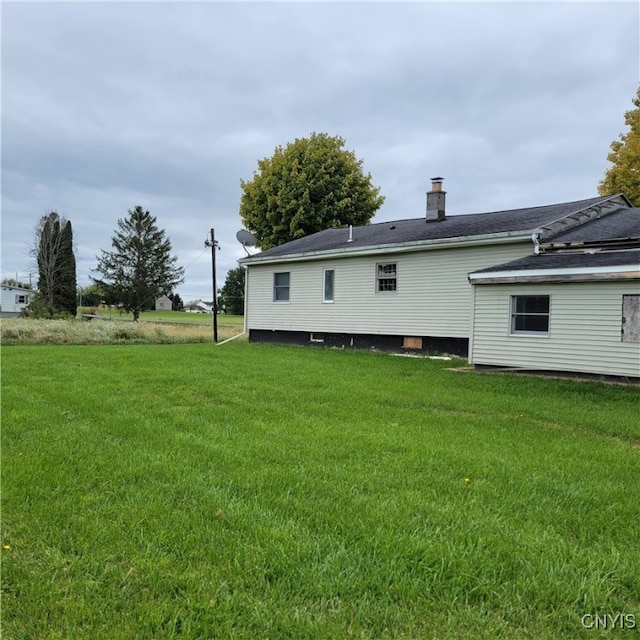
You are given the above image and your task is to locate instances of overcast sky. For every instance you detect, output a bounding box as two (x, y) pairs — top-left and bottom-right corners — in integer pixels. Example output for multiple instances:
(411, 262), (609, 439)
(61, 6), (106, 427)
(2, 1), (639, 303)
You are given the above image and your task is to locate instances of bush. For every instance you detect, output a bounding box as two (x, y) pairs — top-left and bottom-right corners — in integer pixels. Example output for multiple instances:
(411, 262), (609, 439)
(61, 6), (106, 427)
(22, 292), (73, 320)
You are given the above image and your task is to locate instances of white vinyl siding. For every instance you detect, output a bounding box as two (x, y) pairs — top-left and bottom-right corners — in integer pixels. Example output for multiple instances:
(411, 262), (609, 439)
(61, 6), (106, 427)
(622, 295), (640, 343)
(470, 281), (640, 378)
(245, 242), (528, 338)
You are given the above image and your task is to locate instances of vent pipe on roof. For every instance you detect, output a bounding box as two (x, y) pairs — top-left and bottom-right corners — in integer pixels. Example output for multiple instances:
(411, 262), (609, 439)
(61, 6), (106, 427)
(426, 177), (446, 222)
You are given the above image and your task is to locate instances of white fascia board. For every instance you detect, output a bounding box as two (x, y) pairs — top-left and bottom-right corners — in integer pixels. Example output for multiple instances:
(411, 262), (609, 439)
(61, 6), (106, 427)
(239, 231), (531, 266)
(469, 264), (640, 283)
(1, 285), (33, 293)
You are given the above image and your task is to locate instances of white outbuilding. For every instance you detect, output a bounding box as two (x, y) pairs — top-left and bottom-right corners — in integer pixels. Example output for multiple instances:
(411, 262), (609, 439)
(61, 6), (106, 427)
(1, 285), (32, 317)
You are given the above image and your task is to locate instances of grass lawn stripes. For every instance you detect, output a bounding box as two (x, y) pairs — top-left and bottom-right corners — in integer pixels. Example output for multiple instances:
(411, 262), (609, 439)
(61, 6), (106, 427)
(1, 342), (638, 639)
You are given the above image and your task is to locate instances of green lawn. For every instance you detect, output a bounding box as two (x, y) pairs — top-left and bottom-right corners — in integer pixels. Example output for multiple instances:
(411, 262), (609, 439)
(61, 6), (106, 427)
(2, 342), (638, 639)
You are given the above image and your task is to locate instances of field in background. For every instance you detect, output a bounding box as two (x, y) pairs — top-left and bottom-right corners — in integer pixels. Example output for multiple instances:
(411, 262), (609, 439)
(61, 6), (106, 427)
(77, 307), (244, 325)
(2, 342), (639, 639)
(1, 315), (245, 345)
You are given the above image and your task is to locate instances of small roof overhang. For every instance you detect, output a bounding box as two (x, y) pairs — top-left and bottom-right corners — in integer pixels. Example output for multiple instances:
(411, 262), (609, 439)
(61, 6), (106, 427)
(469, 248), (640, 285)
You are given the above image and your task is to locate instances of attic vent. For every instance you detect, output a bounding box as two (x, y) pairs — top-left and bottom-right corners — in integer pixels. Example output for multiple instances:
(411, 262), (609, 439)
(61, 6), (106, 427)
(426, 177), (446, 222)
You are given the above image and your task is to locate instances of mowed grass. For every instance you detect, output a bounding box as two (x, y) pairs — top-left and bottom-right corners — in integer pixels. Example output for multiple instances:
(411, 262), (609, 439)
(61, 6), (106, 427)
(1, 342), (639, 639)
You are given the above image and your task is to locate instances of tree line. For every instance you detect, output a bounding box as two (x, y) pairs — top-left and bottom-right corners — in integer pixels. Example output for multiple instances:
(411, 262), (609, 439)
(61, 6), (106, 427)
(19, 86), (640, 319)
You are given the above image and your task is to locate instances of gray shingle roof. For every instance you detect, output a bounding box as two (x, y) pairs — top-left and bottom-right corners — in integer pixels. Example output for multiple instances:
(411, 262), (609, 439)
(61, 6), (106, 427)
(546, 207), (640, 243)
(471, 248), (640, 274)
(243, 196), (619, 261)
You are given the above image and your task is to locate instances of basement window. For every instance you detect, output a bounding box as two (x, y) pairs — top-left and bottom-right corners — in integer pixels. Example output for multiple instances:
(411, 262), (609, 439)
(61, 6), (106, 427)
(377, 263), (397, 292)
(273, 272), (290, 302)
(510, 295), (550, 335)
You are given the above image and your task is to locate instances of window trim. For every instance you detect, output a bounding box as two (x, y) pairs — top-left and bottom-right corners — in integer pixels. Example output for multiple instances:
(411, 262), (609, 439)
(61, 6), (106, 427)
(273, 271), (290, 303)
(323, 268), (335, 303)
(376, 262), (397, 293)
(509, 295), (550, 336)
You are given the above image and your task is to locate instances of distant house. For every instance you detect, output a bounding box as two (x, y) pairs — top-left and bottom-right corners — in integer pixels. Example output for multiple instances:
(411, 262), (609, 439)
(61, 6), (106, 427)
(184, 299), (213, 313)
(155, 294), (172, 311)
(1, 285), (32, 317)
(239, 179), (639, 379)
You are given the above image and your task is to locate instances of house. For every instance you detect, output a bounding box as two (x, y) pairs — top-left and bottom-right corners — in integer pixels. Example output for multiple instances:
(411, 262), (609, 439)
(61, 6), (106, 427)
(468, 207), (640, 379)
(1, 285), (32, 317)
(239, 179), (639, 378)
(183, 299), (213, 313)
(155, 294), (172, 311)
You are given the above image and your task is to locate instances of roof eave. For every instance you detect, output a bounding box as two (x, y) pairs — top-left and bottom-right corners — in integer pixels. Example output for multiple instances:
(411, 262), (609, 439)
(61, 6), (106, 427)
(469, 264), (640, 285)
(240, 230), (533, 266)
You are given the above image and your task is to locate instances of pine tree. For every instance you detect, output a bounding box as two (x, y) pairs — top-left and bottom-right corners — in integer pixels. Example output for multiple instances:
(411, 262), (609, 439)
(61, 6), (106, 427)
(94, 207), (184, 321)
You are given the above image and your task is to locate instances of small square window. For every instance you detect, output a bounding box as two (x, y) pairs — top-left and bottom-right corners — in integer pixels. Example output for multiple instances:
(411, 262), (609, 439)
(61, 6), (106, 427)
(323, 269), (335, 302)
(510, 295), (549, 334)
(377, 263), (397, 292)
(273, 272), (290, 302)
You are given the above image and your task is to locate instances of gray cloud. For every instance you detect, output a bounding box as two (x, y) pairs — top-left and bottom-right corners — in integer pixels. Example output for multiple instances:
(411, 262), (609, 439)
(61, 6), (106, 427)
(2, 1), (638, 301)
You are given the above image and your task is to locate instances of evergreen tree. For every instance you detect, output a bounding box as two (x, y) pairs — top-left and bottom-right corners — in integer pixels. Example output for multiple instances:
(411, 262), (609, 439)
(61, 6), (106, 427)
(169, 293), (184, 311)
(94, 206), (184, 321)
(35, 212), (77, 316)
(218, 267), (245, 315)
(599, 86), (640, 205)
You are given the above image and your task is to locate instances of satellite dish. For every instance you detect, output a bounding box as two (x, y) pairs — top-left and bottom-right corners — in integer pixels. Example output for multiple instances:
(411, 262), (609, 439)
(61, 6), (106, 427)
(236, 229), (257, 247)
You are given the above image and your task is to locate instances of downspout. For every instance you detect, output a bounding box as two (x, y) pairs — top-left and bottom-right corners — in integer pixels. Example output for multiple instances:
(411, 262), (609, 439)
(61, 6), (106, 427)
(532, 229), (543, 255)
(216, 264), (248, 346)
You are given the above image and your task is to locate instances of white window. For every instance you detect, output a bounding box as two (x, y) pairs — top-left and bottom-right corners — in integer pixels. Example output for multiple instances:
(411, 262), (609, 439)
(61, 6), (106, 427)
(323, 269), (335, 303)
(377, 263), (397, 292)
(273, 272), (290, 302)
(622, 295), (640, 343)
(15, 294), (28, 304)
(510, 295), (550, 335)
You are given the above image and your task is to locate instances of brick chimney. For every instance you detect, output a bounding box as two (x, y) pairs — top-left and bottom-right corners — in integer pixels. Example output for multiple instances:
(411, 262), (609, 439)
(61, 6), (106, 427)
(426, 177), (446, 222)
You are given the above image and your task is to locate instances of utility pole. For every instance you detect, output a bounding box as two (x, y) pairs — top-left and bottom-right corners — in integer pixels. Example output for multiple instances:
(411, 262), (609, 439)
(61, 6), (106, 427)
(205, 229), (219, 342)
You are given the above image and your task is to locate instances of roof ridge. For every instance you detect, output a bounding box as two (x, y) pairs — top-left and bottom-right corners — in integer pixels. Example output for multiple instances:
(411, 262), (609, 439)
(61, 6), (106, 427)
(364, 195), (612, 228)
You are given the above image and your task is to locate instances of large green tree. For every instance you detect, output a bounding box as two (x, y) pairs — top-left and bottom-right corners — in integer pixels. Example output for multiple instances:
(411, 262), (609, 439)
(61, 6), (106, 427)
(599, 86), (640, 205)
(239, 132), (385, 249)
(94, 207), (184, 321)
(35, 211), (77, 316)
(218, 266), (245, 315)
